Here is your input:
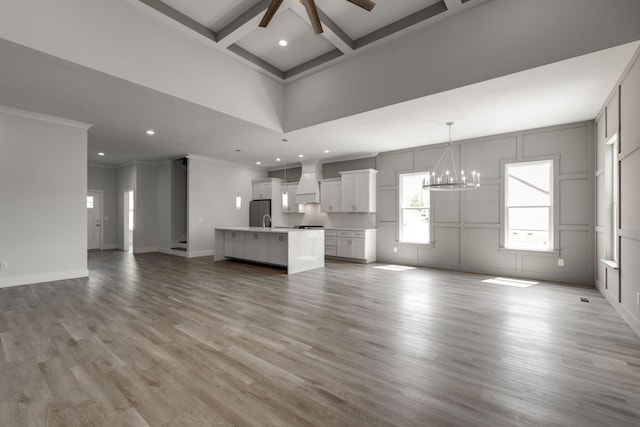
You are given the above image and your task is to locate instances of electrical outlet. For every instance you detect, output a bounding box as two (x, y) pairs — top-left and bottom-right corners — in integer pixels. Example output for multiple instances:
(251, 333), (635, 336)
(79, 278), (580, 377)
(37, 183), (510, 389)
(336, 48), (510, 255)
(393, 246), (398, 253)
(558, 259), (564, 267)
(637, 292), (640, 306)
(0, 261), (8, 269)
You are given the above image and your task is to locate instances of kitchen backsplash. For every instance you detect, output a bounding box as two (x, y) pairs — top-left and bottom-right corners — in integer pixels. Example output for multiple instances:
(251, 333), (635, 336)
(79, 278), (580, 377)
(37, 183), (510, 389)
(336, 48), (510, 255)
(283, 204), (377, 229)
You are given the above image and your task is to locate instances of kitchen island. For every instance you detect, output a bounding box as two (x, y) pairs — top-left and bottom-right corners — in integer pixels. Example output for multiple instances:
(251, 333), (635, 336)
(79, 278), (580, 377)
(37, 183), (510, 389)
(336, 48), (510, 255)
(214, 227), (324, 274)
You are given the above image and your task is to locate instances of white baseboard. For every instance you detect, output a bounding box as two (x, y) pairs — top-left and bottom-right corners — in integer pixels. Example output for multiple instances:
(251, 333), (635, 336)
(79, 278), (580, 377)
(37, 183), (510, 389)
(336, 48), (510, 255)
(133, 247), (157, 254)
(171, 250), (190, 258)
(188, 250), (215, 258)
(596, 278), (640, 339)
(102, 244), (118, 250)
(0, 268), (89, 288)
(157, 247), (172, 255)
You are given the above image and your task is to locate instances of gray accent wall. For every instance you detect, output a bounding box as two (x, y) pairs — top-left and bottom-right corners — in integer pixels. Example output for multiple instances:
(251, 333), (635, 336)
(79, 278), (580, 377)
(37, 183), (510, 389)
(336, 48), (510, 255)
(376, 122), (594, 286)
(596, 48), (640, 337)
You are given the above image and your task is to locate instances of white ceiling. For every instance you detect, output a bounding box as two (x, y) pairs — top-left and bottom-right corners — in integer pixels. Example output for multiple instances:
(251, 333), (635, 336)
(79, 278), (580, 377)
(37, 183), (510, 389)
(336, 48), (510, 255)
(0, 0), (638, 170)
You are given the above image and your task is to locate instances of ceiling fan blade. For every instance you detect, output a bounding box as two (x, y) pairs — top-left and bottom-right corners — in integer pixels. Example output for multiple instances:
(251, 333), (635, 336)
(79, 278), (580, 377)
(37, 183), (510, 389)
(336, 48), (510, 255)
(259, 0), (285, 28)
(346, 0), (376, 12)
(301, 0), (323, 34)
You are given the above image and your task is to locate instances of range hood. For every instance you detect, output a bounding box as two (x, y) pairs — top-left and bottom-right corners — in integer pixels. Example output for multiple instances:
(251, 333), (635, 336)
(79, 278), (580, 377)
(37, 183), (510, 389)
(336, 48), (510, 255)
(295, 160), (322, 203)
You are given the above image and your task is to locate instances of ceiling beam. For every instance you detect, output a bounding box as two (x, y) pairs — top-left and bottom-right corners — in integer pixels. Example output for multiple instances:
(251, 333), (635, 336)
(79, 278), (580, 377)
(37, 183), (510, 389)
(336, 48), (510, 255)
(138, 0), (217, 43)
(217, 0), (273, 48)
(355, 1), (448, 49)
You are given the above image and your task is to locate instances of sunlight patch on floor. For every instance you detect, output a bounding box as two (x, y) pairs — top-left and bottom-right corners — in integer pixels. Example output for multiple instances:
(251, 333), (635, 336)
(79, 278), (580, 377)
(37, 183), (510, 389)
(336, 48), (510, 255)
(482, 277), (538, 288)
(374, 265), (417, 272)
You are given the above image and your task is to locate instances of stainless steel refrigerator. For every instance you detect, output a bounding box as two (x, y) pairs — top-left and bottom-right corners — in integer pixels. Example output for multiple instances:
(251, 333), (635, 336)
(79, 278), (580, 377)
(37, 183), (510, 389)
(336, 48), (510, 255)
(249, 199), (271, 227)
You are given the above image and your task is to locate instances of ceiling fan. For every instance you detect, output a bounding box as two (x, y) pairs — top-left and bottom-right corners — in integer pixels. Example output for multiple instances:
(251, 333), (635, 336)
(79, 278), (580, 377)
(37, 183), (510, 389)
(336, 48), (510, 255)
(259, 0), (376, 35)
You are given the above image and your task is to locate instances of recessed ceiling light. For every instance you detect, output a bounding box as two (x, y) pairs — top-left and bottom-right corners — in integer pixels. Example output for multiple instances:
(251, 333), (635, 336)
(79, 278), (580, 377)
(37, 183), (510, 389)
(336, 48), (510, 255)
(98, 152), (105, 156)
(278, 40), (288, 47)
(324, 150), (330, 153)
(146, 129), (155, 135)
(256, 161), (261, 165)
(276, 158), (281, 161)
(298, 154), (304, 158)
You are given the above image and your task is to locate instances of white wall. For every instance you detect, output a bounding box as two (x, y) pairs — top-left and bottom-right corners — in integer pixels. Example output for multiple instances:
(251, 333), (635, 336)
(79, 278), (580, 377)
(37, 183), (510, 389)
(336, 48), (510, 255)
(88, 165), (117, 248)
(285, 0), (640, 131)
(133, 163), (158, 253)
(188, 156), (265, 257)
(596, 49), (640, 337)
(0, 0), (284, 131)
(156, 161), (172, 252)
(116, 164), (136, 249)
(376, 122), (594, 286)
(0, 107), (89, 287)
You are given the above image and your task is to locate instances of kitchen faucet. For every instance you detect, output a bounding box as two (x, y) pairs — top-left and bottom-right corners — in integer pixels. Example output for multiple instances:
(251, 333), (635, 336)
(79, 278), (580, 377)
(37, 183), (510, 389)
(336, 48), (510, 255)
(262, 213), (272, 229)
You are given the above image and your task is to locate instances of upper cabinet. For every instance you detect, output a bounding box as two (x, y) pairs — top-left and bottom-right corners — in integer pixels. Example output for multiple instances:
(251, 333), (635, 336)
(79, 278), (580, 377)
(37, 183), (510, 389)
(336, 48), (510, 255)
(340, 169), (377, 213)
(281, 183), (301, 213)
(320, 179), (342, 213)
(252, 178), (281, 200)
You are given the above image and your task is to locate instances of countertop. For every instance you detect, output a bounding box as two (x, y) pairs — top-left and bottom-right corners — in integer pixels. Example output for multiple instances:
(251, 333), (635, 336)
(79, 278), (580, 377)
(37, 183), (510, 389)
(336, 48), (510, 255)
(215, 226), (323, 234)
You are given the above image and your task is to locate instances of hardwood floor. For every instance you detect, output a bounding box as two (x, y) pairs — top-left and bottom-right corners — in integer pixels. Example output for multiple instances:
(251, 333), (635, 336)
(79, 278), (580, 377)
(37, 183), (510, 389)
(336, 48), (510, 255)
(1, 251), (640, 426)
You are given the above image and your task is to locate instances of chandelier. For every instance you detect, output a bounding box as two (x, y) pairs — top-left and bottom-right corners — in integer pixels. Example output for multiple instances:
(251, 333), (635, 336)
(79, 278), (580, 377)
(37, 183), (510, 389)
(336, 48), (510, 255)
(423, 122), (480, 191)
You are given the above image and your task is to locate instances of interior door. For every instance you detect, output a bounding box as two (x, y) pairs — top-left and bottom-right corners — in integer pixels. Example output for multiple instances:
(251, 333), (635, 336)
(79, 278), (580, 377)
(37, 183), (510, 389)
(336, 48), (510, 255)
(87, 191), (102, 250)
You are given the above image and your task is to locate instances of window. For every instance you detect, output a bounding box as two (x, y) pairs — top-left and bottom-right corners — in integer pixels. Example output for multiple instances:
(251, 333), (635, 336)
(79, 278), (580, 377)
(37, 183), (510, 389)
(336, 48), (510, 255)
(128, 191), (134, 232)
(606, 134), (619, 262)
(505, 160), (553, 250)
(399, 172), (430, 243)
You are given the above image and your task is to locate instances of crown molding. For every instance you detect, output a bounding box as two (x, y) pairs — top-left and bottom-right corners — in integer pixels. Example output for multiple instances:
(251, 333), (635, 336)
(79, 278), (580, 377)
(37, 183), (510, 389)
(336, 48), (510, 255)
(0, 105), (92, 130)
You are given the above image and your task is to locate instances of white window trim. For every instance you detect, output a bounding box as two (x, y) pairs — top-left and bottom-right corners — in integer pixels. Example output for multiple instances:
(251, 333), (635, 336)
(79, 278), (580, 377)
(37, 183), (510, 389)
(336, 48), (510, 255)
(398, 170), (431, 245)
(604, 133), (619, 264)
(502, 158), (556, 253)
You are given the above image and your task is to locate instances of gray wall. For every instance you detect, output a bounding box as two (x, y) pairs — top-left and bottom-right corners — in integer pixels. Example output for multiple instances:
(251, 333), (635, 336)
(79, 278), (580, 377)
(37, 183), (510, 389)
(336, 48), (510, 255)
(322, 157), (376, 179)
(171, 159), (187, 244)
(376, 122), (594, 286)
(0, 108), (88, 286)
(596, 49), (640, 336)
(88, 165), (117, 248)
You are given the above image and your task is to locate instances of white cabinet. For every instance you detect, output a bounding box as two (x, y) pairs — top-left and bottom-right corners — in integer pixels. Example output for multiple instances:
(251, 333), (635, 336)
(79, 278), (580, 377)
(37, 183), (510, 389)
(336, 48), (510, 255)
(252, 181), (271, 199)
(281, 183), (300, 213)
(268, 233), (288, 265)
(244, 232), (269, 262)
(339, 169), (377, 213)
(224, 230), (245, 258)
(252, 178), (282, 200)
(326, 229), (376, 263)
(320, 179), (342, 212)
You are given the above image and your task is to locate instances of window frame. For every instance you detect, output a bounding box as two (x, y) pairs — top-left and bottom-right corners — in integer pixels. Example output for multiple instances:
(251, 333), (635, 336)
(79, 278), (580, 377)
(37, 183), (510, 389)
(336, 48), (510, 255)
(605, 133), (619, 264)
(398, 171), (431, 244)
(503, 158), (556, 252)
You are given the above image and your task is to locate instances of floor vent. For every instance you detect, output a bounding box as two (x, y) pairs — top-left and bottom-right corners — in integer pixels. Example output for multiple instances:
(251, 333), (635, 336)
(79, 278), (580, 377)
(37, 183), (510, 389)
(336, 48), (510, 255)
(580, 297), (590, 303)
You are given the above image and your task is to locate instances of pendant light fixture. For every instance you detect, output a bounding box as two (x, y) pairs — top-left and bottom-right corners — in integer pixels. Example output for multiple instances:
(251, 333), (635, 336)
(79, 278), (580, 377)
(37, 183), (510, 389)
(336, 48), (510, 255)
(423, 122), (480, 191)
(282, 158), (289, 209)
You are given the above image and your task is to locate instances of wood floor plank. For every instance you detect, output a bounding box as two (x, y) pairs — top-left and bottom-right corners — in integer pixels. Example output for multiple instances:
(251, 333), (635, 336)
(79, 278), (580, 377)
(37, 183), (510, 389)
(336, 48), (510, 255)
(0, 250), (639, 426)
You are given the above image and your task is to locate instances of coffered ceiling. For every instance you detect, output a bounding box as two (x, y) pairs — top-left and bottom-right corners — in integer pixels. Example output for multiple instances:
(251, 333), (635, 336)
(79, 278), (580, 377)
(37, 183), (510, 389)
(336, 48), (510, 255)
(140, 0), (479, 81)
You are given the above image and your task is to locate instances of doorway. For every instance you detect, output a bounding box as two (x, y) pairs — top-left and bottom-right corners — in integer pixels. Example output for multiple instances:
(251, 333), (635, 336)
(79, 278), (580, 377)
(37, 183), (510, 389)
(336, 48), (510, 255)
(87, 190), (103, 250)
(124, 190), (134, 251)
